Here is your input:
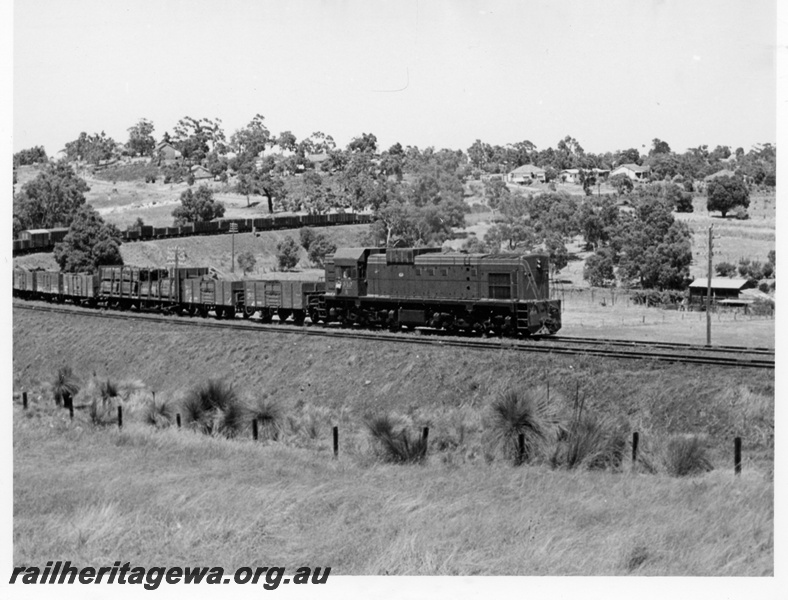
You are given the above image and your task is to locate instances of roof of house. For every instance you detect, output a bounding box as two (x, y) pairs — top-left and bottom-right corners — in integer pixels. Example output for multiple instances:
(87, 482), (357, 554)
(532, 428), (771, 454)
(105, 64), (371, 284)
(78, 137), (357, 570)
(613, 163), (650, 173)
(509, 164), (545, 175)
(703, 169), (737, 181)
(688, 278), (748, 290)
(307, 152), (330, 163)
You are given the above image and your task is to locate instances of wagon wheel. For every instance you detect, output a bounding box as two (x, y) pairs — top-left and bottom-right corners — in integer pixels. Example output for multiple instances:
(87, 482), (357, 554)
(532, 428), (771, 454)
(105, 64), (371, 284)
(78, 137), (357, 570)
(198, 307), (209, 319)
(214, 307), (224, 319)
(277, 309), (291, 323)
(292, 310), (305, 326)
(242, 306), (255, 319)
(260, 310), (273, 324)
(224, 307), (236, 320)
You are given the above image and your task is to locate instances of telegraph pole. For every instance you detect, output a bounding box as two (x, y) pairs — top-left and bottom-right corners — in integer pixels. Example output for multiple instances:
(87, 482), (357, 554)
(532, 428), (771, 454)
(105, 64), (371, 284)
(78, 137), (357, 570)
(706, 225), (713, 347)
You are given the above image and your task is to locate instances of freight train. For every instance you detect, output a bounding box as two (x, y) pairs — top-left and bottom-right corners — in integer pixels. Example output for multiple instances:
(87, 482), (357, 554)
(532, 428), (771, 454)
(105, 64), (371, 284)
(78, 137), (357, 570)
(12, 213), (373, 255)
(13, 247), (562, 336)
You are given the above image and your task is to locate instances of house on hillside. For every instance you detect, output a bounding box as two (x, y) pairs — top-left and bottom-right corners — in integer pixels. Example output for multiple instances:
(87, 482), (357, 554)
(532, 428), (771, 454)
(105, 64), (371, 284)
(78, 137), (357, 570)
(560, 169), (581, 184)
(703, 169), (737, 182)
(190, 165), (213, 180)
(155, 141), (182, 166)
(610, 163), (650, 181)
(687, 278), (748, 305)
(307, 152), (330, 167)
(506, 164), (546, 184)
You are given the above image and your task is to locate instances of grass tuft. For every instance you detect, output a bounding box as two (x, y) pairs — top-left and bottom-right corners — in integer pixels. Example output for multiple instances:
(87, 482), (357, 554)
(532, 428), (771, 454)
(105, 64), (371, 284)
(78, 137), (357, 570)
(489, 389), (557, 465)
(248, 396), (283, 441)
(51, 366), (80, 408)
(663, 435), (714, 477)
(366, 415), (427, 464)
(144, 397), (174, 428)
(551, 413), (628, 471)
(181, 379), (246, 438)
(623, 544), (650, 573)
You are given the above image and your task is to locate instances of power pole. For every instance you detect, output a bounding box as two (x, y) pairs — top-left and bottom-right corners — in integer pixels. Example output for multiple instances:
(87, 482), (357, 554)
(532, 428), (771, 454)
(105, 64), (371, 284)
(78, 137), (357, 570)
(706, 225), (712, 347)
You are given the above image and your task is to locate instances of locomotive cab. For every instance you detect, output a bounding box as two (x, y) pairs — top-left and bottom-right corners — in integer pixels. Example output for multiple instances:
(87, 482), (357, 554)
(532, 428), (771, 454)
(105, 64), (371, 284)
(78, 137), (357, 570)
(326, 248), (385, 298)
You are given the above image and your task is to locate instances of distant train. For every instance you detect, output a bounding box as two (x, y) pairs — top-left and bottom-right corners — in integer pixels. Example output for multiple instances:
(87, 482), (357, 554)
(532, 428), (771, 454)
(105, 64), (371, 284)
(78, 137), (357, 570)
(12, 212), (373, 255)
(13, 247), (562, 337)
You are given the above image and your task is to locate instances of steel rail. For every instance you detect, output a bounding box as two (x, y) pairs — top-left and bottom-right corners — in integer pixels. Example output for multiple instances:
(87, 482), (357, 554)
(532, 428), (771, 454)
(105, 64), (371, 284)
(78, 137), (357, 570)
(14, 301), (775, 369)
(537, 335), (774, 356)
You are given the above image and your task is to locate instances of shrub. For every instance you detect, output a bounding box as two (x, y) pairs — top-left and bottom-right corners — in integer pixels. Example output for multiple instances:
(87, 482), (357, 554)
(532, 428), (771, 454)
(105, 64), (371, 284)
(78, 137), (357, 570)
(182, 379), (246, 438)
(307, 234), (337, 268)
(88, 396), (117, 427)
(299, 227), (317, 252)
(51, 366), (80, 408)
(489, 389), (556, 464)
(663, 436), (713, 477)
(366, 415), (427, 464)
(248, 396), (283, 441)
(276, 236), (300, 271)
(144, 397), (174, 428)
(758, 282), (770, 293)
(715, 261), (737, 277)
(674, 191), (694, 213)
(550, 413), (628, 470)
(236, 251), (257, 276)
(732, 206), (749, 220)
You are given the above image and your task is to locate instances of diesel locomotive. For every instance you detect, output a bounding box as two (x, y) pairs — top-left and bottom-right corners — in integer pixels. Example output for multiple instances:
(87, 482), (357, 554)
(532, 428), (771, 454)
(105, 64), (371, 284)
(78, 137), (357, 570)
(13, 247), (562, 337)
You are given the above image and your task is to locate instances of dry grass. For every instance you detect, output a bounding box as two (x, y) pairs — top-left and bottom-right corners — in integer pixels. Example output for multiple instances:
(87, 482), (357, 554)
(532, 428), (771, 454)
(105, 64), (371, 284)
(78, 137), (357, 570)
(12, 399), (773, 575)
(12, 306), (775, 468)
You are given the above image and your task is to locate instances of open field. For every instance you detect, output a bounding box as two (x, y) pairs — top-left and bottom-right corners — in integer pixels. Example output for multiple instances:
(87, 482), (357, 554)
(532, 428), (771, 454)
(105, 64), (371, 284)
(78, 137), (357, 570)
(12, 306), (774, 575)
(13, 402), (773, 576)
(675, 194), (775, 278)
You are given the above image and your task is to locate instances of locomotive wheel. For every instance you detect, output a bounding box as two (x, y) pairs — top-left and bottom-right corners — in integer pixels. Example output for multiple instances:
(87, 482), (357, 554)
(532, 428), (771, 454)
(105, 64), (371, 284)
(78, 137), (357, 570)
(308, 308), (320, 324)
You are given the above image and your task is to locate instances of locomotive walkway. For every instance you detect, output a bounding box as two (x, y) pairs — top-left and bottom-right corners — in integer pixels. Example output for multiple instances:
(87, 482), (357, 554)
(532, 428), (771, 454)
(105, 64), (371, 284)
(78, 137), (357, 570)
(14, 300), (775, 370)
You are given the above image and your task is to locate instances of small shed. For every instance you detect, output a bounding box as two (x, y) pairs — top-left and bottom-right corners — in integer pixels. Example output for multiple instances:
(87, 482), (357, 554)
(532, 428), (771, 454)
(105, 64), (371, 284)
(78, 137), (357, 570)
(688, 278), (748, 304)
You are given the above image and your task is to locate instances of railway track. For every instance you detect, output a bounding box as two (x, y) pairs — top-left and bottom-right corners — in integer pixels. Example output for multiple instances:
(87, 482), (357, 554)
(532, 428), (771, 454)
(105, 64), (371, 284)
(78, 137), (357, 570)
(14, 301), (775, 369)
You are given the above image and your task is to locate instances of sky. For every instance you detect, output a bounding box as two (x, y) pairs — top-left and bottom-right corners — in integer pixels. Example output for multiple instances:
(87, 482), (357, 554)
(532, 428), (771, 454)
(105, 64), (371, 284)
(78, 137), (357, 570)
(10, 0), (779, 158)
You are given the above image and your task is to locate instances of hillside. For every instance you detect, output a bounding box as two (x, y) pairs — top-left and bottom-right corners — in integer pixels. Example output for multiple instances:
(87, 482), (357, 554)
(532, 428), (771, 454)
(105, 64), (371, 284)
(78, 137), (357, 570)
(11, 305), (774, 575)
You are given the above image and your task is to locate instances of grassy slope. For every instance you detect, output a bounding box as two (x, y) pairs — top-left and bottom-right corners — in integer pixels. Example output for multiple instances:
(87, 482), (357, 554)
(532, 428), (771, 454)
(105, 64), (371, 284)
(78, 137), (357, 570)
(13, 404), (773, 575)
(13, 224), (369, 278)
(13, 307), (774, 468)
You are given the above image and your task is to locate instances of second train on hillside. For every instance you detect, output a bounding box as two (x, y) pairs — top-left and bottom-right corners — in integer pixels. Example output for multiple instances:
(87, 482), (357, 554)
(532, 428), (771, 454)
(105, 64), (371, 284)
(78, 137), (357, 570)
(13, 247), (562, 336)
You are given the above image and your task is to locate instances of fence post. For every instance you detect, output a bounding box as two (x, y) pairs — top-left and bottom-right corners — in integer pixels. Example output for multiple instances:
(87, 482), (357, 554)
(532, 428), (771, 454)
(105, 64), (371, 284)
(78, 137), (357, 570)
(176, 413), (181, 428)
(333, 426), (339, 457)
(422, 426), (429, 446)
(69, 404), (74, 420)
(518, 433), (525, 465)
(632, 431), (639, 467)
(734, 437), (742, 476)
(252, 418), (259, 441)
(117, 405), (123, 429)
(22, 392), (28, 410)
